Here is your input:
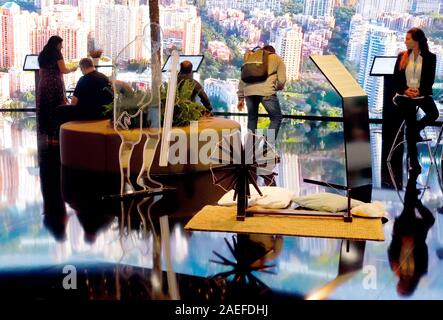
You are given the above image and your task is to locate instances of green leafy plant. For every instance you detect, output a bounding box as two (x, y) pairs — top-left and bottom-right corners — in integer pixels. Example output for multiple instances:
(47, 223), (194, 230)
(161, 79), (206, 127)
(103, 87), (151, 118)
(103, 79), (205, 127)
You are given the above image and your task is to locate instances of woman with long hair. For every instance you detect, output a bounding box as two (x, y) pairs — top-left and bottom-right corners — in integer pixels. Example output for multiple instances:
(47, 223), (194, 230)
(36, 35), (77, 143)
(393, 28), (439, 173)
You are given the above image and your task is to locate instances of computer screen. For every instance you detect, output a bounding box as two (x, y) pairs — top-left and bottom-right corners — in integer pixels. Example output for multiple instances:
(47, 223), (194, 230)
(369, 56), (397, 76)
(162, 55), (204, 72)
(23, 54), (40, 71)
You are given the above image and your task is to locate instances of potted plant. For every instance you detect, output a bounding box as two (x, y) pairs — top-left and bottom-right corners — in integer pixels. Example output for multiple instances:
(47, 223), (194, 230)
(89, 49), (103, 66)
(102, 79), (206, 128)
(160, 79), (206, 127)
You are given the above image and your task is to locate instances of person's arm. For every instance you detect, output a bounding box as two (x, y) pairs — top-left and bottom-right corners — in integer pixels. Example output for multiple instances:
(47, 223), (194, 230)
(275, 57), (286, 90)
(70, 96), (78, 106)
(71, 77), (83, 106)
(237, 80), (245, 111)
(195, 82), (212, 111)
(57, 59), (77, 74)
(418, 54), (436, 97)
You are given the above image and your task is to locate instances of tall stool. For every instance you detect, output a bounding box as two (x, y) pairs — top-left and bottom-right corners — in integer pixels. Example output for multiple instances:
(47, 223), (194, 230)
(387, 112), (438, 203)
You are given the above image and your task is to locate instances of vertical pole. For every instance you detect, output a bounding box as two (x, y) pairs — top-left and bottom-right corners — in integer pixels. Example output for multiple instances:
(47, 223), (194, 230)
(236, 167), (247, 221)
(344, 188), (353, 222)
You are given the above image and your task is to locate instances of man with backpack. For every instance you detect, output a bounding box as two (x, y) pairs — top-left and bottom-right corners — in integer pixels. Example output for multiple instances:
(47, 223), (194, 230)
(237, 45), (286, 139)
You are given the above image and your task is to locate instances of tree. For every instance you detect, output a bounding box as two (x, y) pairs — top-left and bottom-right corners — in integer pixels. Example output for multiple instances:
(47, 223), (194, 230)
(281, 0), (304, 15)
(149, 0), (161, 106)
(326, 7), (356, 61)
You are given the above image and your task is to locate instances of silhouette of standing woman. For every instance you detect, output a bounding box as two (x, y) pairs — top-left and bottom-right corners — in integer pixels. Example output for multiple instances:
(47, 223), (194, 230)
(36, 36), (77, 144)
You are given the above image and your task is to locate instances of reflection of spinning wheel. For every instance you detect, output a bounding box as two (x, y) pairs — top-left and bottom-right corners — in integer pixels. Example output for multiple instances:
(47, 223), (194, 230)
(210, 131), (279, 220)
(209, 235), (277, 293)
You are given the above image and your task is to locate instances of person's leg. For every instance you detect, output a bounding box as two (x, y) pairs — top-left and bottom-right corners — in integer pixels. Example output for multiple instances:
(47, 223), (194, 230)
(416, 96), (439, 132)
(245, 96), (260, 133)
(261, 95), (282, 140)
(394, 95), (421, 170)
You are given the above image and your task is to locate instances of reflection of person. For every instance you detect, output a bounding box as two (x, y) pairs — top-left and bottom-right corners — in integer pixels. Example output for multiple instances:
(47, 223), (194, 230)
(393, 28), (438, 173)
(38, 142), (67, 241)
(61, 164), (121, 244)
(76, 209), (115, 244)
(178, 60), (212, 115)
(237, 45), (286, 139)
(55, 58), (113, 127)
(388, 171), (435, 297)
(36, 36), (77, 143)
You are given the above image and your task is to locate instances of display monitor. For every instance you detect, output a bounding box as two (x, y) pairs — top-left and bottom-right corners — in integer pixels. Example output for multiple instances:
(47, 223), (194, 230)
(162, 55), (204, 72)
(369, 56), (397, 76)
(23, 54), (40, 71)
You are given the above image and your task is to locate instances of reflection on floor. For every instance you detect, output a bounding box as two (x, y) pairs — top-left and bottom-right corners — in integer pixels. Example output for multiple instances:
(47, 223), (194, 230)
(1, 115), (443, 300)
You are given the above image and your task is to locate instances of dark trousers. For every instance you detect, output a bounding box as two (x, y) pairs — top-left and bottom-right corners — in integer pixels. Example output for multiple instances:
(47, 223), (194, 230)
(245, 95), (283, 139)
(393, 95), (439, 168)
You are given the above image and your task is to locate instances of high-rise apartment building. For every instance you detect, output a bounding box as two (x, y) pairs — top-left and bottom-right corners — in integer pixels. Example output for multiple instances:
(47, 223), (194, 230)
(95, 4), (134, 60)
(358, 26), (399, 115)
(275, 26), (303, 81)
(410, 0), (441, 13)
(0, 4), (33, 69)
(303, 0), (334, 17)
(161, 5), (201, 54)
(28, 12), (87, 60)
(78, 0), (98, 33)
(357, 0), (410, 20)
(41, 0), (55, 14)
(184, 17), (201, 55)
(11, 11), (31, 69)
(0, 72), (10, 103)
(96, 4), (152, 60)
(346, 14), (369, 62)
(57, 24), (88, 60)
(206, 0), (281, 12)
(0, 7), (14, 68)
(334, 0), (358, 6)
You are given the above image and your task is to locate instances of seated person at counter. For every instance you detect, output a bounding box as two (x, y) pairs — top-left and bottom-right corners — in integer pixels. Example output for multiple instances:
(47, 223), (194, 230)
(178, 60), (213, 116)
(55, 57), (113, 126)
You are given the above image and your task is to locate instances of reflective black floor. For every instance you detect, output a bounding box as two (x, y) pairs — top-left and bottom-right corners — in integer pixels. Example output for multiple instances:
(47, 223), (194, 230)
(1, 113), (443, 300)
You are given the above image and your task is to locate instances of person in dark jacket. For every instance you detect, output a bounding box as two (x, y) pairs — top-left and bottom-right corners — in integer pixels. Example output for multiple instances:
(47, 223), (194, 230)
(177, 60), (212, 115)
(50, 58), (113, 144)
(55, 57), (113, 123)
(393, 28), (439, 173)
